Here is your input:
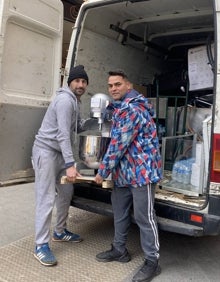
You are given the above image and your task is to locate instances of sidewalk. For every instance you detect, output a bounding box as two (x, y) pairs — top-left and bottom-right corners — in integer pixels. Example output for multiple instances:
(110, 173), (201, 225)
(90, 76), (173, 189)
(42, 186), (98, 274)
(0, 183), (35, 247)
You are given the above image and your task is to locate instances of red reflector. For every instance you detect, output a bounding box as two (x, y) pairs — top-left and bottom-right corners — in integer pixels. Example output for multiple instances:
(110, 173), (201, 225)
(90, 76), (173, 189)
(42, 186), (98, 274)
(190, 214), (203, 223)
(211, 133), (220, 182)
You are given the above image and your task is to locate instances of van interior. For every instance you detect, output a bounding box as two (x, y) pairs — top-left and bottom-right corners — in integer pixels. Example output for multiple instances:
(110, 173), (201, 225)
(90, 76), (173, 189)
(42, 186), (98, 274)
(70, 0), (214, 211)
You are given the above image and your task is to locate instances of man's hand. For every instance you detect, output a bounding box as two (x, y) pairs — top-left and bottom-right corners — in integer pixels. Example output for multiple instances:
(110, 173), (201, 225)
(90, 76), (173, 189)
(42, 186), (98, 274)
(66, 166), (82, 182)
(94, 173), (104, 185)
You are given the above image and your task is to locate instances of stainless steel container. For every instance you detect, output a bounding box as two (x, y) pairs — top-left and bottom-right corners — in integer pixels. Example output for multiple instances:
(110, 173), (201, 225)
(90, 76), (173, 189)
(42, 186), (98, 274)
(79, 135), (110, 169)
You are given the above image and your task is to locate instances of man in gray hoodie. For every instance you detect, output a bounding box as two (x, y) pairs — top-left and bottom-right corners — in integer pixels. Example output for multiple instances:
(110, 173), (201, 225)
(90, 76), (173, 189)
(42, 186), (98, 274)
(32, 65), (89, 266)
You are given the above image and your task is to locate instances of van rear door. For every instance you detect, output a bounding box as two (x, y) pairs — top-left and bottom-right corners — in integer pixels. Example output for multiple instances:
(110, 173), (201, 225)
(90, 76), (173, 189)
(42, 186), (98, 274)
(0, 0), (63, 185)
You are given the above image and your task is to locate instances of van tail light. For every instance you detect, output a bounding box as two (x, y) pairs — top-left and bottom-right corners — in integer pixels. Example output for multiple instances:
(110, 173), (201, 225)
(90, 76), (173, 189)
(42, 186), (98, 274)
(211, 133), (220, 182)
(190, 214), (203, 223)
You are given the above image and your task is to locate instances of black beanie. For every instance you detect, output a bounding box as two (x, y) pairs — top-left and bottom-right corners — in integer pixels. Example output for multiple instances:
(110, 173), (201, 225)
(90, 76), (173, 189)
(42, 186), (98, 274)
(67, 65), (89, 85)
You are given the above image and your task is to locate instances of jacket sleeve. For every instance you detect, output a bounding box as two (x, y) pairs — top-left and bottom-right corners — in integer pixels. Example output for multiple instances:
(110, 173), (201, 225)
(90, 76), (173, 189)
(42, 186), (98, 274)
(56, 97), (76, 164)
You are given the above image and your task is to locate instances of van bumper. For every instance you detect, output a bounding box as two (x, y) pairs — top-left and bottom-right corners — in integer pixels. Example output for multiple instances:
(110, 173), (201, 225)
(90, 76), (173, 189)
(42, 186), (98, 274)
(71, 196), (204, 236)
(71, 184), (220, 237)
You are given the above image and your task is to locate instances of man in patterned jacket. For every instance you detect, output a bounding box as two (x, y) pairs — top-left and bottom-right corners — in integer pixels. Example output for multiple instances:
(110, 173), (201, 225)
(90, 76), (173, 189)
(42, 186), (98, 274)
(94, 70), (162, 282)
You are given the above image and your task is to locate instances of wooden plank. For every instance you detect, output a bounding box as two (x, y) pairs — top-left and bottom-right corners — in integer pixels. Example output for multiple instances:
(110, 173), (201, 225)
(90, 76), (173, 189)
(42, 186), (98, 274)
(60, 176), (114, 189)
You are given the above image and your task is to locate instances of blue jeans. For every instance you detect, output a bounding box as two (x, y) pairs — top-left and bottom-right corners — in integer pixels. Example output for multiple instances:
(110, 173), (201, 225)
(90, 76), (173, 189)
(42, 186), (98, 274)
(111, 184), (159, 262)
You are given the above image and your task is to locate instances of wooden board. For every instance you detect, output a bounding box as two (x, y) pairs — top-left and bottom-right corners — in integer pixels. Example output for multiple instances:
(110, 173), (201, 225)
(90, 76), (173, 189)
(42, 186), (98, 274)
(60, 176), (114, 189)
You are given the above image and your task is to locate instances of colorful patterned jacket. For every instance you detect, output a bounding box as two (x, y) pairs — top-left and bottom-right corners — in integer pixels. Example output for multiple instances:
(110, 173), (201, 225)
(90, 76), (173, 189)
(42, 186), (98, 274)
(98, 89), (162, 187)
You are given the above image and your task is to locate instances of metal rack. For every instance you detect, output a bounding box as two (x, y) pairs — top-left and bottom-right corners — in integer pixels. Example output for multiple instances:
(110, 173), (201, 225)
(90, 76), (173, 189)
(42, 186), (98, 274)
(154, 74), (189, 137)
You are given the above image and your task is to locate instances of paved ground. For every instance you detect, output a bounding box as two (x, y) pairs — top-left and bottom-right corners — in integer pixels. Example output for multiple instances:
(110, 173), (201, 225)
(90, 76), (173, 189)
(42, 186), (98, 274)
(0, 183), (143, 282)
(0, 183), (36, 247)
(1, 183), (220, 282)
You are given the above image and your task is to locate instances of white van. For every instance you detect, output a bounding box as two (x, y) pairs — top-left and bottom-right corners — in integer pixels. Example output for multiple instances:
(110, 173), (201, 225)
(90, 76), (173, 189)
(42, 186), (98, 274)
(1, 0), (220, 236)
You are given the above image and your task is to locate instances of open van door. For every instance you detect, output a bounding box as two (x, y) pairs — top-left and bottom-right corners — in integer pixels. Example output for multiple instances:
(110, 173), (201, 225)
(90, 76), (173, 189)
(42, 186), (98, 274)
(0, 0), (63, 185)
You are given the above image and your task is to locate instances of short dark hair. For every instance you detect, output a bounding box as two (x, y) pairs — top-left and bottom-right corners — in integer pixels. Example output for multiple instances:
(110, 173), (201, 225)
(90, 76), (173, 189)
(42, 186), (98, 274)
(108, 69), (129, 80)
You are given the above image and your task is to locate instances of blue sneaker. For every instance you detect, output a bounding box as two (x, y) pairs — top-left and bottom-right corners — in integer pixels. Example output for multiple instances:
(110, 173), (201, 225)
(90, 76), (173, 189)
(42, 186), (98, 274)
(34, 243), (57, 266)
(52, 229), (82, 242)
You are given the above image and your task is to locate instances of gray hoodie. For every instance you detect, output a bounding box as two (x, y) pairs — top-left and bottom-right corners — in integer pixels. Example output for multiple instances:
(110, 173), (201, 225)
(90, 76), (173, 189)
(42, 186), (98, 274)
(34, 86), (84, 165)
